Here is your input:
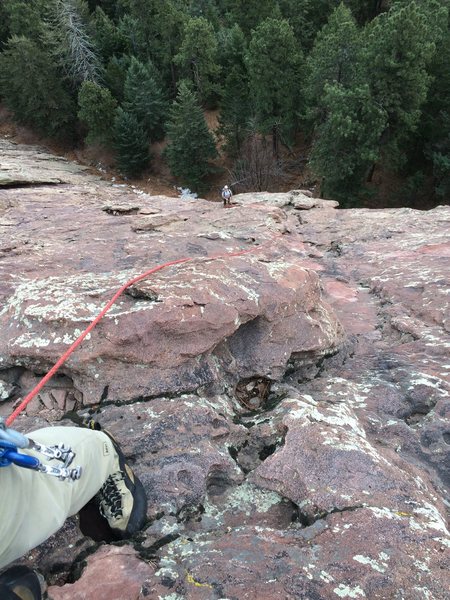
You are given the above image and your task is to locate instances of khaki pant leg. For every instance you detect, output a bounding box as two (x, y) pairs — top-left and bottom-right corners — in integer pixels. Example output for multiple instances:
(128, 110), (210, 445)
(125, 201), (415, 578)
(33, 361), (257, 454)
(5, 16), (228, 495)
(0, 427), (118, 570)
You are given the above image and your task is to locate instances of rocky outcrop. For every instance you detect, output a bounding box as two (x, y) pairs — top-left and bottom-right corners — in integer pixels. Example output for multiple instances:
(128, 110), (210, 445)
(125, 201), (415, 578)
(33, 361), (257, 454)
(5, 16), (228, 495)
(0, 149), (343, 407)
(0, 140), (449, 600)
(0, 138), (91, 186)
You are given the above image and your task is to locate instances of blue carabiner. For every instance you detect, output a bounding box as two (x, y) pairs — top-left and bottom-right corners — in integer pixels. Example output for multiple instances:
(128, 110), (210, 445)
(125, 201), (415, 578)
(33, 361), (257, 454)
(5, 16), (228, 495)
(0, 440), (40, 469)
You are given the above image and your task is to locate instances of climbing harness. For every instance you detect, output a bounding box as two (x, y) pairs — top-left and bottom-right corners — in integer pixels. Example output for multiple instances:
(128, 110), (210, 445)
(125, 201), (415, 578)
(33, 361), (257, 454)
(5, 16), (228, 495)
(0, 417), (82, 481)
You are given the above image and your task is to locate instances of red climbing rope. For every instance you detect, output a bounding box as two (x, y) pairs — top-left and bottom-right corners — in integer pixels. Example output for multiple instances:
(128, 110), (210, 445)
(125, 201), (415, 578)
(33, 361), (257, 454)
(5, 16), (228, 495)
(6, 246), (257, 426)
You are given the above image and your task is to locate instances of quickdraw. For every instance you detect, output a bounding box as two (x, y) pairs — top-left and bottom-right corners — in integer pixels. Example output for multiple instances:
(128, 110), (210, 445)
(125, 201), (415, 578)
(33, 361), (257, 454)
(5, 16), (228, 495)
(0, 418), (81, 481)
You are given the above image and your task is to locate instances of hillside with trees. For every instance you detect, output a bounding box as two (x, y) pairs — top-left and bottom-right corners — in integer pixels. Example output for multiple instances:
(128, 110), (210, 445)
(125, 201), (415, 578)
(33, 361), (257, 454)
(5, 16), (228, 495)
(0, 0), (449, 207)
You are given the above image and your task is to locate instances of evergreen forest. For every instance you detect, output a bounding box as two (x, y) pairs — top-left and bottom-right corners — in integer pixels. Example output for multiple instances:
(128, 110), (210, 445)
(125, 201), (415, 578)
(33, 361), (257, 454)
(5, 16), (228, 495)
(0, 0), (449, 207)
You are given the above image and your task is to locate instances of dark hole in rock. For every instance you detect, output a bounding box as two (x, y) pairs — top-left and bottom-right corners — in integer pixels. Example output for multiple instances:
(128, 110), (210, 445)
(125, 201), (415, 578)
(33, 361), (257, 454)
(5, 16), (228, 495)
(443, 432), (450, 445)
(206, 468), (232, 497)
(399, 388), (438, 428)
(235, 376), (272, 412)
(78, 497), (120, 543)
(102, 206), (140, 215)
(125, 286), (160, 302)
(177, 469), (193, 486)
(232, 415), (256, 428)
(258, 443), (278, 461)
(290, 504), (301, 523)
(296, 508), (315, 527)
(176, 504), (204, 524)
(0, 181), (60, 189)
(228, 446), (239, 461)
(329, 241), (343, 256)
(405, 412), (427, 427)
(142, 533), (180, 554)
(160, 576), (177, 589)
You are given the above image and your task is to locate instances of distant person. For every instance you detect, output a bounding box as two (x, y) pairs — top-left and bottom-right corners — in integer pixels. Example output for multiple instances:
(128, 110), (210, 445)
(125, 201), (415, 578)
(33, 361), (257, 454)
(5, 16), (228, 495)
(0, 420), (147, 600)
(221, 185), (233, 206)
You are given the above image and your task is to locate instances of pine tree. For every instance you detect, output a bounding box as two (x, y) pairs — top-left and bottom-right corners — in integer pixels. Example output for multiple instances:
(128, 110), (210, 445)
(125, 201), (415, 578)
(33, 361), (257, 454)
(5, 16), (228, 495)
(187, 0), (220, 28)
(0, 35), (75, 137)
(217, 23), (247, 72)
(114, 107), (150, 177)
(0, 3), (10, 49)
(104, 54), (131, 102)
(173, 16), (220, 104)
(345, 0), (386, 24)
(278, 0), (342, 49)
(364, 1), (438, 165)
(416, 5), (450, 200)
(125, 0), (186, 92)
(224, 0), (282, 36)
(218, 67), (250, 156)
(164, 81), (218, 190)
(91, 6), (126, 62)
(78, 81), (117, 144)
(305, 4), (363, 122)
(123, 57), (167, 141)
(246, 18), (303, 154)
(217, 24), (250, 155)
(2, 0), (49, 41)
(309, 83), (387, 203)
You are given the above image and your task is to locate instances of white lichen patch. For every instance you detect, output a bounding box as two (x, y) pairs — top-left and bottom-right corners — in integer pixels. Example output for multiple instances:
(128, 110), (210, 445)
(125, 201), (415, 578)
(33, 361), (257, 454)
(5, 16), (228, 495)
(301, 564), (315, 580)
(165, 535), (219, 560)
(265, 259), (302, 280)
(199, 394), (235, 418)
(333, 584), (366, 598)
(204, 482), (283, 519)
(413, 587), (435, 600)
(155, 558), (179, 580)
(0, 269), (175, 334)
(0, 381), (12, 400)
(160, 521), (179, 536)
(413, 560), (431, 573)
(323, 377), (373, 408)
(406, 373), (449, 400)
(410, 502), (450, 535)
(11, 333), (51, 348)
(368, 507), (402, 520)
(352, 553), (389, 573)
(285, 396), (395, 469)
(433, 536), (450, 548)
(301, 394), (317, 405)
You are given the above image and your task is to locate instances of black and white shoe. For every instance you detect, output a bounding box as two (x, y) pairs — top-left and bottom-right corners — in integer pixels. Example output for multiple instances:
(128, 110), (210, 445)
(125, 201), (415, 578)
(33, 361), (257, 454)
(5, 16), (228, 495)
(67, 413), (147, 540)
(94, 430), (147, 539)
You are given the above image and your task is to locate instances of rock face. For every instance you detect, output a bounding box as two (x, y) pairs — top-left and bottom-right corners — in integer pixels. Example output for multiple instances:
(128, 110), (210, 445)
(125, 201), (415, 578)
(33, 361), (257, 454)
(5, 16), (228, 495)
(0, 145), (342, 407)
(0, 139), (449, 600)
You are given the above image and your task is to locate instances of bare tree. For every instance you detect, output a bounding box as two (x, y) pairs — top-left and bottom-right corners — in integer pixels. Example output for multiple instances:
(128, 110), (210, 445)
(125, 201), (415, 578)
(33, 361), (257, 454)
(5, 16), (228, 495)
(51, 0), (101, 85)
(230, 132), (284, 193)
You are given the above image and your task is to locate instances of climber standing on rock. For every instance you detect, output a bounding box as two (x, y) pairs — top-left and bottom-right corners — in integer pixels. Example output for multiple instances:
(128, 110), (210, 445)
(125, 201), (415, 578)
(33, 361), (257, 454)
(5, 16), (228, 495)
(0, 419), (147, 600)
(221, 184), (233, 207)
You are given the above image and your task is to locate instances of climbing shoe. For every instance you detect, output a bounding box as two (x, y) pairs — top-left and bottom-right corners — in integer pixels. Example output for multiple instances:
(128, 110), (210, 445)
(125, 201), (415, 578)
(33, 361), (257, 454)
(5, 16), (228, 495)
(96, 430), (147, 539)
(67, 412), (147, 539)
(0, 565), (42, 600)
(64, 410), (102, 430)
